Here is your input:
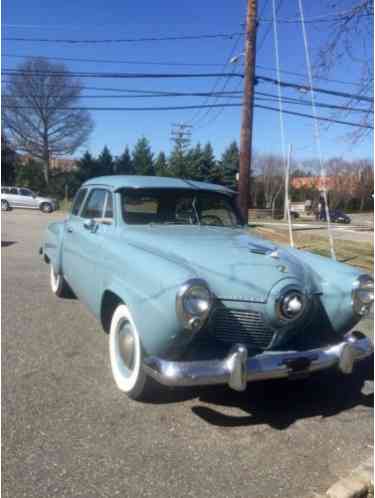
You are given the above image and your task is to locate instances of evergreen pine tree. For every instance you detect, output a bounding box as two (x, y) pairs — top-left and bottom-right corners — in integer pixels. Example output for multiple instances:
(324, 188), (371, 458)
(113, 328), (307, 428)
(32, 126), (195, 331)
(200, 142), (216, 182)
(187, 143), (204, 181)
(154, 151), (169, 176)
(169, 146), (188, 178)
(75, 151), (97, 183)
(97, 145), (114, 176)
(15, 159), (46, 192)
(221, 141), (239, 189)
(132, 137), (154, 175)
(116, 146), (134, 175)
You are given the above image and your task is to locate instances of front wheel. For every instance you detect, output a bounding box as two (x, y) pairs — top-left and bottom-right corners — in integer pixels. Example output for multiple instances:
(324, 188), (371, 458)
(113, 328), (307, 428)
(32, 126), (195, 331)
(50, 265), (70, 297)
(40, 202), (53, 213)
(1, 200), (10, 211)
(109, 304), (155, 400)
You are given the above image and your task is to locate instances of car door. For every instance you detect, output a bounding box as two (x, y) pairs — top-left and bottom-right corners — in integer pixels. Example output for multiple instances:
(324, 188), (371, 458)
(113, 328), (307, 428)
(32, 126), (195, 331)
(63, 187), (112, 313)
(18, 188), (36, 208)
(7, 187), (20, 207)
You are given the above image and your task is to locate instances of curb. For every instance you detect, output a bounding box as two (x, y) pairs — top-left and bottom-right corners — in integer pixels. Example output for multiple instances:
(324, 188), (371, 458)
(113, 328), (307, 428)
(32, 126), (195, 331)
(315, 455), (373, 498)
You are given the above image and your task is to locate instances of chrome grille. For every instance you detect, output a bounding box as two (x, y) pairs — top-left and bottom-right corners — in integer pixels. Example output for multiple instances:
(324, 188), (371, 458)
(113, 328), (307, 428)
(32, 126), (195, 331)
(209, 305), (274, 350)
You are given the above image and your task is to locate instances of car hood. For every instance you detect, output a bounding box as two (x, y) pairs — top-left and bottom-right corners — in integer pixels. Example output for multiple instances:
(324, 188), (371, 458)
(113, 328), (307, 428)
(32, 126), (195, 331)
(122, 225), (313, 302)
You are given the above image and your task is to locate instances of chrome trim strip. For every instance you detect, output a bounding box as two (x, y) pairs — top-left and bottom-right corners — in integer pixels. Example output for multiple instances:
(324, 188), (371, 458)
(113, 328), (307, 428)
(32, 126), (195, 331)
(143, 331), (373, 392)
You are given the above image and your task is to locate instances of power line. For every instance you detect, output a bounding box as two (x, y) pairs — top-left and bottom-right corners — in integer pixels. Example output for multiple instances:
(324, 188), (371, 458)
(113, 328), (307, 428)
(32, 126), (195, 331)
(255, 63), (362, 87)
(2, 32), (244, 44)
(257, 0), (283, 53)
(4, 72), (371, 103)
(4, 91), (371, 113)
(3, 69), (244, 80)
(259, 10), (371, 24)
(3, 54), (363, 87)
(189, 33), (243, 126)
(253, 104), (372, 128)
(256, 74), (373, 102)
(3, 7), (370, 32)
(2, 53), (224, 67)
(4, 103), (372, 128)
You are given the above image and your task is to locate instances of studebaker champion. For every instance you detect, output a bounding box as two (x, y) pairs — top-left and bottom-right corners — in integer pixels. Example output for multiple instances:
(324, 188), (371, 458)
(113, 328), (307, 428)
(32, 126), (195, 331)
(40, 176), (373, 400)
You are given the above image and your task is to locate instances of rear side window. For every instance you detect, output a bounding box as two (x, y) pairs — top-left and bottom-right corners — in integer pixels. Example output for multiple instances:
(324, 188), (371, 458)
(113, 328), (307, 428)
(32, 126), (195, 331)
(10, 188), (18, 195)
(19, 188), (33, 197)
(81, 189), (107, 219)
(71, 188), (87, 216)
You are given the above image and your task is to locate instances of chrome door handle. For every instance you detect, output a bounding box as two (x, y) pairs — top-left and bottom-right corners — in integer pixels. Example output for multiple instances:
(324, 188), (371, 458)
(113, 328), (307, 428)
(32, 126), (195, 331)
(67, 227), (74, 233)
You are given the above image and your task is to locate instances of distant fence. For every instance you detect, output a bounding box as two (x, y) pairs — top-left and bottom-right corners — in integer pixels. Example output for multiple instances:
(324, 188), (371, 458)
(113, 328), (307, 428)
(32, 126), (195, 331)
(248, 209), (283, 219)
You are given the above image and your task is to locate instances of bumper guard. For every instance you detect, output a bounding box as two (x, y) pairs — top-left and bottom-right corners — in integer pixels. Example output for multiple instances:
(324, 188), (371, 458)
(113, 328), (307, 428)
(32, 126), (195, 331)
(143, 331), (373, 392)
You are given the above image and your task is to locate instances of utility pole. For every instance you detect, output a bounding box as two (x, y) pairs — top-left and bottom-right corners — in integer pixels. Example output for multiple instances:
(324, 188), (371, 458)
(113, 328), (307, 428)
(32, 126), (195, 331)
(170, 123), (192, 178)
(239, 0), (258, 222)
(170, 123), (192, 154)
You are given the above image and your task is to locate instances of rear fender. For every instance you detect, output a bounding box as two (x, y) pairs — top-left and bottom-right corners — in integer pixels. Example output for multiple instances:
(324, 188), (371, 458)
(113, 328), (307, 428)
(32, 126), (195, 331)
(42, 221), (66, 273)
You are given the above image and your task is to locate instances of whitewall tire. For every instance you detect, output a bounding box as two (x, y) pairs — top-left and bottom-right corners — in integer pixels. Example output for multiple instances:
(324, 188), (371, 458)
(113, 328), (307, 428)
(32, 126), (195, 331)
(109, 304), (152, 400)
(50, 265), (69, 297)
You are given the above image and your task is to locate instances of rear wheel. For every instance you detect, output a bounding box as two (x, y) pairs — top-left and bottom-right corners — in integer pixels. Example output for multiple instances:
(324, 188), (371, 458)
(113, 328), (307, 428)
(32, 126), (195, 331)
(109, 304), (155, 400)
(50, 265), (70, 297)
(1, 200), (10, 211)
(40, 202), (53, 213)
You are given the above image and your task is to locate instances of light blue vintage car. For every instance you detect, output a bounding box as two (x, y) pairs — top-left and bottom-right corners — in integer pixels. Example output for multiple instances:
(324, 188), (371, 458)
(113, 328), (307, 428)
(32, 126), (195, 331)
(40, 175), (373, 400)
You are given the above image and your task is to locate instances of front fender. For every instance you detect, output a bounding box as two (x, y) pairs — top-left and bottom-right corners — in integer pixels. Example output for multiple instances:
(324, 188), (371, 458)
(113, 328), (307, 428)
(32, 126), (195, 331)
(289, 248), (364, 334)
(103, 274), (190, 357)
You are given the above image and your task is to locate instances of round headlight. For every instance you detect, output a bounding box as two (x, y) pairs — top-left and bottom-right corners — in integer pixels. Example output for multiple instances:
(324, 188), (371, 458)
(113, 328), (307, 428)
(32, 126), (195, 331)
(277, 289), (306, 321)
(176, 279), (212, 331)
(352, 274), (374, 316)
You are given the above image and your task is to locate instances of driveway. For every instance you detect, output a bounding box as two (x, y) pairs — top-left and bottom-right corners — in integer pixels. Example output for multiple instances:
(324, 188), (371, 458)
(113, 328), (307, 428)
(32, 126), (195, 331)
(2, 210), (373, 498)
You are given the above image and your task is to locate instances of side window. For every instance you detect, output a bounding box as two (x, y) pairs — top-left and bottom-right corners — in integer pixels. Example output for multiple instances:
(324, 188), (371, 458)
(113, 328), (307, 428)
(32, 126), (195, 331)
(122, 193), (159, 224)
(81, 189), (107, 219)
(10, 188), (18, 195)
(19, 188), (33, 197)
(104, 193), (113, 220)
(71, 189), (88, 216)
(1, 187), (9, 194)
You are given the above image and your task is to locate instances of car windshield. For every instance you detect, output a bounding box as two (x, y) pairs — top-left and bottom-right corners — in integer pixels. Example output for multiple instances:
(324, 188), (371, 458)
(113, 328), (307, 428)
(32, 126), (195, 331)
(121, 188), (242, 227)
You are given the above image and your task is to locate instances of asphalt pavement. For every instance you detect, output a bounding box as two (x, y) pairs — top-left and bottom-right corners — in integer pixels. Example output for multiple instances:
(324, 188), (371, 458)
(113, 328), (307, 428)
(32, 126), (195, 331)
(2, 210), (374, 498)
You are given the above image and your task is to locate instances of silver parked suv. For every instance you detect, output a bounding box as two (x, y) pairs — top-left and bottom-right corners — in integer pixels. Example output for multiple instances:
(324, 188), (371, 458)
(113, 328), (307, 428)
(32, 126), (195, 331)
(1, 187), (58, 213)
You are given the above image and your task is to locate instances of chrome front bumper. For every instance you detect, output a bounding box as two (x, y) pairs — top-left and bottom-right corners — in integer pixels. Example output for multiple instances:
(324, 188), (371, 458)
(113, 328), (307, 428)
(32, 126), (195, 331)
(143, 331), (373, 392)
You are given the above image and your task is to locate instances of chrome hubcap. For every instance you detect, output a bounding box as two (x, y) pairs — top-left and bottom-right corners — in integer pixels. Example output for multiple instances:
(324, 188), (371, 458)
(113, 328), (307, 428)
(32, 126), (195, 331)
(118, 321), (135, 371)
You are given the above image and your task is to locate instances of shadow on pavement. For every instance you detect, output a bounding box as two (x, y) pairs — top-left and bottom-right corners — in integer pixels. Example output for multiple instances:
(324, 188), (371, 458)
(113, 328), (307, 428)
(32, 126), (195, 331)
(146, 356), (373, 430)
(1, 240), (17, 247)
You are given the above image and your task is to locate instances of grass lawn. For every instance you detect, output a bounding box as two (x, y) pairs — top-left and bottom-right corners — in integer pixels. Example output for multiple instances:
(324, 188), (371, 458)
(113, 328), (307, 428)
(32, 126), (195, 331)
(252, 226), (374, 273)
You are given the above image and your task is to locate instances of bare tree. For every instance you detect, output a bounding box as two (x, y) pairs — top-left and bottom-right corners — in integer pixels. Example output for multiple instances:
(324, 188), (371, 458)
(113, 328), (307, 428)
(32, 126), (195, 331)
(253, 154), (284, 214)
(314, 0), (373, 143)
(3, 57), (94, 184)
(352, 158), (374, 210)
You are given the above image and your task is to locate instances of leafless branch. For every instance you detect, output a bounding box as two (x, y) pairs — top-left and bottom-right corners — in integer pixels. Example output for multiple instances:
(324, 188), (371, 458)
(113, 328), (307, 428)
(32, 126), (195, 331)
(2, 57), (94, 183)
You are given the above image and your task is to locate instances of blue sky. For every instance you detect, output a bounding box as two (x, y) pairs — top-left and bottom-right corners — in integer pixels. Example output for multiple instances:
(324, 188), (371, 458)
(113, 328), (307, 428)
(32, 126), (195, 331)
(2, 0), (373, 162)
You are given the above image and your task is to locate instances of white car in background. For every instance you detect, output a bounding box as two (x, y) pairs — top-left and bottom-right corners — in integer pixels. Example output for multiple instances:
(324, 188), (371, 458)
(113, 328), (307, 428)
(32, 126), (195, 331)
(1, 186), (58, 213)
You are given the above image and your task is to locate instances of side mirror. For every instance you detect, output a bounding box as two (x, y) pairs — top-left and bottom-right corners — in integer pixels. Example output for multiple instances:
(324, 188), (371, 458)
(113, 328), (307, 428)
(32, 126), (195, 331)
(83, 219), (98, 233)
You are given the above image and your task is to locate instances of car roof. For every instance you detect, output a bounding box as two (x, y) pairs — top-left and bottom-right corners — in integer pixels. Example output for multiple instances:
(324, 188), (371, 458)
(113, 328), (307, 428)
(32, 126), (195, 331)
(82, 175), (235, 194)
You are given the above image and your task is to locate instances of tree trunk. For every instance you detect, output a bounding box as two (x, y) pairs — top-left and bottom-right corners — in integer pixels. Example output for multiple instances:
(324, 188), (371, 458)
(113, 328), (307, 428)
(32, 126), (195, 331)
(43, 130), (50, 185)
(43, 151), (50, 185)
